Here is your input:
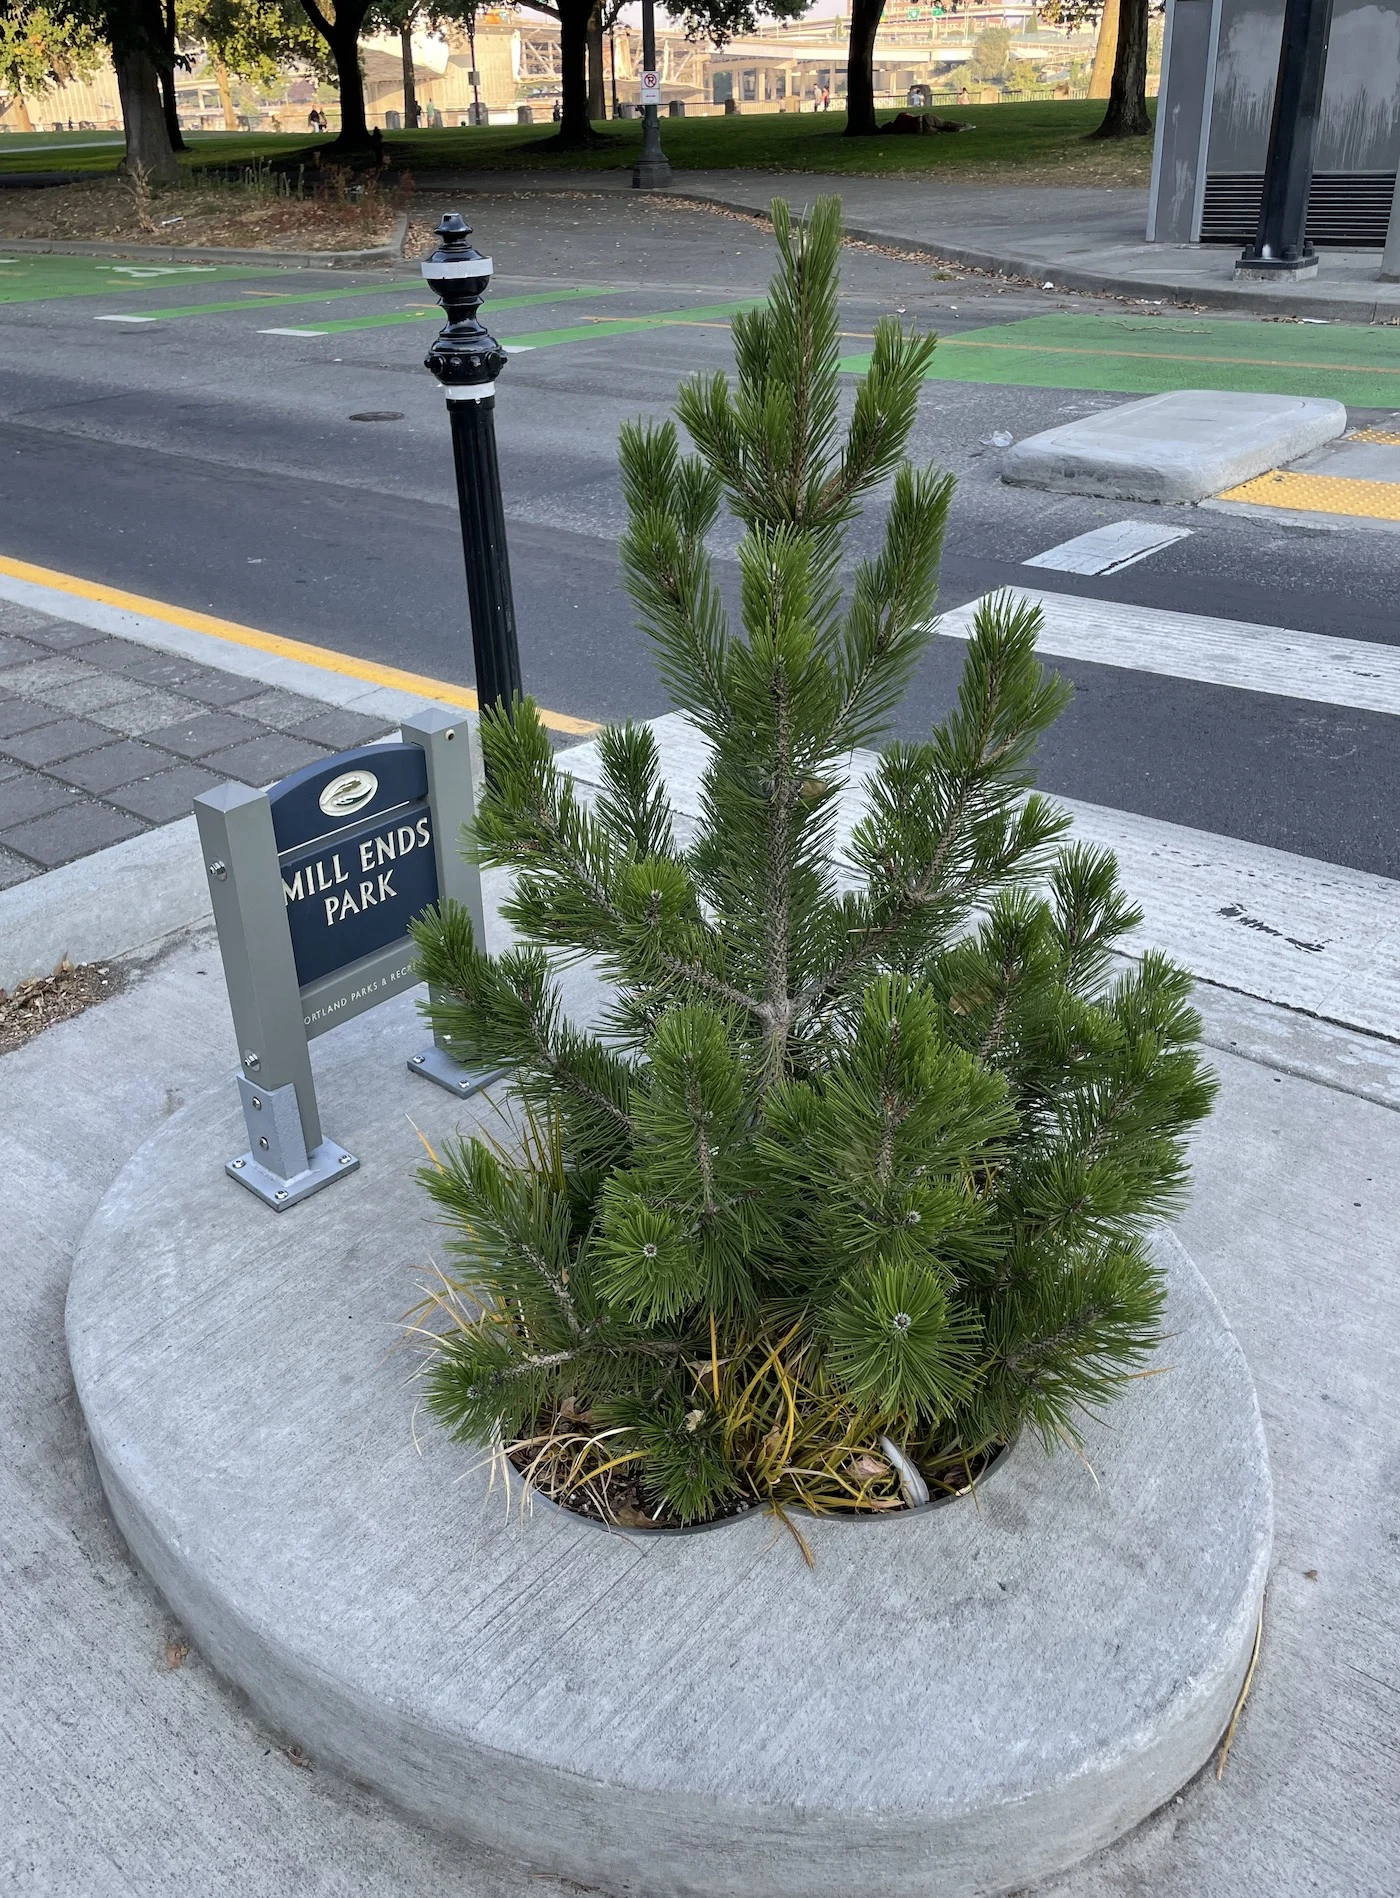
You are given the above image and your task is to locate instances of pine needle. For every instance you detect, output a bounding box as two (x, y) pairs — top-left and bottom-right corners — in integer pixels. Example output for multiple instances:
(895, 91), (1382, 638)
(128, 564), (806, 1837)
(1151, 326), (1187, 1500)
(1216, 1596), (1265, 1780)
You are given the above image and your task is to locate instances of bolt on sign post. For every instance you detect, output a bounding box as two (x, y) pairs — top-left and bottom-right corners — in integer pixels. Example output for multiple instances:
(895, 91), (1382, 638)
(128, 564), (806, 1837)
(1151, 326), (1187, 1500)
(633, 0), (671, 190)
(422, 214), (523, 718)
(1236, 0), (1336, 281)
(194, 708), (497, 1211)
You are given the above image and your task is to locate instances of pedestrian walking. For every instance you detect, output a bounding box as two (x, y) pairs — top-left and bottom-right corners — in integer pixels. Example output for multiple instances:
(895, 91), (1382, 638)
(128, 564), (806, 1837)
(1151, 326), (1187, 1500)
(821, 85), (831, 111)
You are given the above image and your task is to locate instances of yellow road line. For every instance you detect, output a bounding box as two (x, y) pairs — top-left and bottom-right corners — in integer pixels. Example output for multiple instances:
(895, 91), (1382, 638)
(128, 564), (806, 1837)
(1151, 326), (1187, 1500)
(0, 552), (600, 736)
(1215, 470), (1400, 520)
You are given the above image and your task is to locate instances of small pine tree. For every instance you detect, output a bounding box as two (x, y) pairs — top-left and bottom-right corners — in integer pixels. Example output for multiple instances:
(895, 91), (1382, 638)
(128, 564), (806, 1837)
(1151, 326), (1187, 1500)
(412, 198), (1216, 1527)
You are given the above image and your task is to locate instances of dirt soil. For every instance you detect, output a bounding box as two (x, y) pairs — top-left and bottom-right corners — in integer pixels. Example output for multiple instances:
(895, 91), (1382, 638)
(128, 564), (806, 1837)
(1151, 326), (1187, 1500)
(0, 176), (401, 251)
(0, 959), (123, 1055)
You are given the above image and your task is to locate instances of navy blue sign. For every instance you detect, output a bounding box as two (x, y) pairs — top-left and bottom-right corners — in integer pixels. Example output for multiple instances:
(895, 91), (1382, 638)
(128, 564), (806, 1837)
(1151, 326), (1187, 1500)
(270, 744), (442, 988)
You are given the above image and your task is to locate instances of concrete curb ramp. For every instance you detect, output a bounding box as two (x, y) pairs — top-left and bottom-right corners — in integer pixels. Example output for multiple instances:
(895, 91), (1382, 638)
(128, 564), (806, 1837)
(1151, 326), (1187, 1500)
(1001, 390), (1349, 504)
(66, 991), (1272, 1898)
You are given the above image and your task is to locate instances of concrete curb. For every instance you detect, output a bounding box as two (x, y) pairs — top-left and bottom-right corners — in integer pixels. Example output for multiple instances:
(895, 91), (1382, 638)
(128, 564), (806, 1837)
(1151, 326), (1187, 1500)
(0, 816), (210, 992)
(0, 568), (439, 991)
(0, 209), (410, 268)
(66, 988), (1272, 1898)
(649, 187), (1391, 320)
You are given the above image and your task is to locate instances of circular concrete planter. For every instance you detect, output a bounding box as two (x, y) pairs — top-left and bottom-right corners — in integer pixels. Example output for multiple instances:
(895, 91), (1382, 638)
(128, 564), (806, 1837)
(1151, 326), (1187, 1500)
(66, 996), (1272, 1898)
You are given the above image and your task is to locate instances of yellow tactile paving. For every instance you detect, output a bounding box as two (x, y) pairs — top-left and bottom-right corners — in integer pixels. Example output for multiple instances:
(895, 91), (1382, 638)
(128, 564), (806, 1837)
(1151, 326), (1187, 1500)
(1215, 469), (1400, 520)
(1345, 427), (1400, 446)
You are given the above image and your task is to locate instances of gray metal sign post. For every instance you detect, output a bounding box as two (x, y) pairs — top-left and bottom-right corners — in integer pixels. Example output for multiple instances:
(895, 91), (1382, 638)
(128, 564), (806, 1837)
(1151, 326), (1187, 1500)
(194, 705), (496, 1211)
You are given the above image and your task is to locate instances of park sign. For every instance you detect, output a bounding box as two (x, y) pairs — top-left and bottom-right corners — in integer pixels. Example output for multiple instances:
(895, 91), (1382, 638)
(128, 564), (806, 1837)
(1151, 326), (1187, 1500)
(194, 706), (493, 1211)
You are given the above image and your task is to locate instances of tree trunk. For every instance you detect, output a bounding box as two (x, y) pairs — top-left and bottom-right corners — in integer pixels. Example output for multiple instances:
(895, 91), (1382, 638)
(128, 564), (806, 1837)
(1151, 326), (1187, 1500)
(1090, 0), (1151, 138)
(11, 94), (35, 134)
(213, 53), (237, 130)
(325, 24), (371, 149)
(586, 6), (606, 122)
(552, 0), (594, 147)
(159, 0), (186, 150)
(1087, 0), (1119, 99)
(844, 0), (885, 137)
(400, 23), (418, 128)
(114, 45), (178, 181)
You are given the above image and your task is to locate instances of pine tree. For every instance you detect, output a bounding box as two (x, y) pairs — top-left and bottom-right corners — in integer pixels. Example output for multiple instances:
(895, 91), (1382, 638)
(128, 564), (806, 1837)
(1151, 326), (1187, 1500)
(411, 198), (1216, 1527)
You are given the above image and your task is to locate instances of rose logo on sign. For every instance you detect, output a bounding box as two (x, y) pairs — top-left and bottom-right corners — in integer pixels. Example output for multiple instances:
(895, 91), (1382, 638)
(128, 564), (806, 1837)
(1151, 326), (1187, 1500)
(318, 769), (379, 818)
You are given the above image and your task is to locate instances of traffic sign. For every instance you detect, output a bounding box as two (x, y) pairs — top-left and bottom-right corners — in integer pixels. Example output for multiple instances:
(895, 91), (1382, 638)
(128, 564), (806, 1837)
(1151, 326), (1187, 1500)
(640, 71), (660, 105)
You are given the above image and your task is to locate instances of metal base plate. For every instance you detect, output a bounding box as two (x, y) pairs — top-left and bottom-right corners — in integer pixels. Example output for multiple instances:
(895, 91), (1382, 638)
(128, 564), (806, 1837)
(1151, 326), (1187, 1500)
(1234, 255), (1320, 281)
(226, 1139), (359, 1210)
(407, 1045), (506, 1099)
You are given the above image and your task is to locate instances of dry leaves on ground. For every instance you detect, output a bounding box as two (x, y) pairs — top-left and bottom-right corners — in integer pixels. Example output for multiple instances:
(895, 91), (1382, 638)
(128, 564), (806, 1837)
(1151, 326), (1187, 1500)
(0, 175), (399, 251)
(0, 959), (122, 1055)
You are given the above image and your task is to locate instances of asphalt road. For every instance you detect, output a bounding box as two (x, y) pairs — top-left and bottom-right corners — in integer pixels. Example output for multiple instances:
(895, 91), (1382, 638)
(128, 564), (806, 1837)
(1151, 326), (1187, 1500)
(2, 190), (1397, 875)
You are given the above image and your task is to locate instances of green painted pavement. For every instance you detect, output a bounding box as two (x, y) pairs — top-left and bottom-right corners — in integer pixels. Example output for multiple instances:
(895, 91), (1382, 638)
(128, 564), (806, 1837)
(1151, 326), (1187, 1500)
(493, 298), (763, 352)
(273, 285), (631, 336)
(120, 282), (627, 327)
(841, 313), (1400, 408)
(0, 253), (272, 305)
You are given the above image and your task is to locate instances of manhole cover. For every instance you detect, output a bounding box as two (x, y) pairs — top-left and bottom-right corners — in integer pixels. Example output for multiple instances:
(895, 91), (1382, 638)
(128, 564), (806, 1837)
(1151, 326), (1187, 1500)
(348, 411), (404, 422)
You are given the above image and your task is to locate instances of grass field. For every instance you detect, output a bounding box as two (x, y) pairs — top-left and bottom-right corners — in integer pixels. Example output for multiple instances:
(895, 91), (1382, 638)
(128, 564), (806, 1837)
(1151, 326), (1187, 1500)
(0, 103), (1154, 188)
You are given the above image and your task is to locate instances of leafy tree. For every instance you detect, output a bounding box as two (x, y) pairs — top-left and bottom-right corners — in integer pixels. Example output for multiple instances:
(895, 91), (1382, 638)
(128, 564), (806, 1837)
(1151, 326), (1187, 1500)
(412, 198), (1215, 1527)
(843, 0), (883, 136)
(1041, 0), (1158, 139)
(968, 25), (1010, 84)
(47, 0), (181, 179)
(0, 4), (101, 131)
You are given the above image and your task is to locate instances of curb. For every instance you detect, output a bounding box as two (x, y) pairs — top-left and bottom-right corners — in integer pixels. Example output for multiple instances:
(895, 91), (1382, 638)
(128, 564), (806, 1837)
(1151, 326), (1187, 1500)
(0, 209), (410, 269)
(67, 1034), (1271, 1898)
(668, 189), (1393, 321)
(0, 817), (211, 993)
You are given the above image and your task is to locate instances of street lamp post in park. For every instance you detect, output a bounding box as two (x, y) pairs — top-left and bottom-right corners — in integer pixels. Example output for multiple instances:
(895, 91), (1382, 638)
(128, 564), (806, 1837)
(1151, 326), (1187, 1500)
(632, 0), (672, 190)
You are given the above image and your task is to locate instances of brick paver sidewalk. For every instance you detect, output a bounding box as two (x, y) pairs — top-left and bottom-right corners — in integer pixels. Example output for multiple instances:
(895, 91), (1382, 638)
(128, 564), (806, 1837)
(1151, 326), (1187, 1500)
(0, 598), (394, 888)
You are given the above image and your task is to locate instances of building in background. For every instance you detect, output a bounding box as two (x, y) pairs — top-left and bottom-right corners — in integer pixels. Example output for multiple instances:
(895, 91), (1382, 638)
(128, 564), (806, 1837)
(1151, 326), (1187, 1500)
(0, 4), (1111, 137)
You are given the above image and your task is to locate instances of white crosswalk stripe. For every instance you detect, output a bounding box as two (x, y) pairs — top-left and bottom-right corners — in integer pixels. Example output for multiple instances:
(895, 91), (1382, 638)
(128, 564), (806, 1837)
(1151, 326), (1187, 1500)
(1024, 521), (1193, 576)
(564, 715), (1400, 1046)
(936, 587), (1400, 718)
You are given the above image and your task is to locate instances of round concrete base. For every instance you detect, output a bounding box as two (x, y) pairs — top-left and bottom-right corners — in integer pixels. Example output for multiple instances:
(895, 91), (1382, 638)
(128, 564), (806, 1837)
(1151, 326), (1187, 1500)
(67, 996), (1271, 1898)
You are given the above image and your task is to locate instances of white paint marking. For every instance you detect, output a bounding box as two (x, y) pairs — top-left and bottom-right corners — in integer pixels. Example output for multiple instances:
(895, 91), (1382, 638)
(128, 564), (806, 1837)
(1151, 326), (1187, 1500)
(94, 314), (158, 323)
(1025, 520), (1193, 575)
(938, 588), (1400, 719)
(564, 714), (1400, 1045)
(258, 326), (328, 336)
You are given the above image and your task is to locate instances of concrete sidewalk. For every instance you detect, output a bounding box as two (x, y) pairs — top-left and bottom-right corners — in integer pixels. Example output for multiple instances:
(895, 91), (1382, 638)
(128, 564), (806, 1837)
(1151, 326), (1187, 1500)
(3, 731), (1398, 1893)
(428, 171), (1400, 323)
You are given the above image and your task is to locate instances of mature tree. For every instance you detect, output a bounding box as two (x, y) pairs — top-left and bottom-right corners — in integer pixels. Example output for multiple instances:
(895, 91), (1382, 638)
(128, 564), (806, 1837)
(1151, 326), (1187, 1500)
(844, 0), (881, 135)
(185, 0), (329, 111)
(0, 4), (101, 131)
(968, 24), (1010, 85)
(291, 0), (377, 146)
(1041, 0), (1156, 139)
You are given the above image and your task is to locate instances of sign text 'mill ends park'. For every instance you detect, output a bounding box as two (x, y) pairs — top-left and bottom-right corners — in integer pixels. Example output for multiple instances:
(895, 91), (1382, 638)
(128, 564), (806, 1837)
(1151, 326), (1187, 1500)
(194, 706), (492, 1212)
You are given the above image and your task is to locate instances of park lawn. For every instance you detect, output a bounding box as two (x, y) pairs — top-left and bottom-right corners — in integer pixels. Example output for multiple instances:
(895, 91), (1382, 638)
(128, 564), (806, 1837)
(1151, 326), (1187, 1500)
(0, 104), (1153, 188)
(389, 102), (1154, 185)
(0, 131), (332, 177)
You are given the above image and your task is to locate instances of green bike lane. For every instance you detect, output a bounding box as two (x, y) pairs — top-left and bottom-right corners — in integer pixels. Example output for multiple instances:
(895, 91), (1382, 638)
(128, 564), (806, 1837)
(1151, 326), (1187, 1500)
(1, 252), (759, 354)
(842, 311), (1400, 410)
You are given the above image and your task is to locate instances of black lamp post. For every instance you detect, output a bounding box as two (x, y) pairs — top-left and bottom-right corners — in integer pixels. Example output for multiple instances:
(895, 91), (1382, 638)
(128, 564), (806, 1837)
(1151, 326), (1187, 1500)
(422, 213), (522, 717)
(1236, 0), (1335, 281)
(632, 0), (672, 190)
